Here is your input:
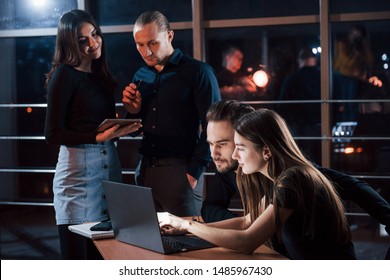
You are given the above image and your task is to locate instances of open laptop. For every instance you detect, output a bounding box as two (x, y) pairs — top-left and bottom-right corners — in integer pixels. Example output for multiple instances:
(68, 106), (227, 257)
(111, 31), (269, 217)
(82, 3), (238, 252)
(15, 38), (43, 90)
(102, 181), (215, 254)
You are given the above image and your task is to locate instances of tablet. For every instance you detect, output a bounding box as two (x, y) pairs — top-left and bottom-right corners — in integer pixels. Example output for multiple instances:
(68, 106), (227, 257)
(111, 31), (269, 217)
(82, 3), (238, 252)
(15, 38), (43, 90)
(97, 118), (142, 133)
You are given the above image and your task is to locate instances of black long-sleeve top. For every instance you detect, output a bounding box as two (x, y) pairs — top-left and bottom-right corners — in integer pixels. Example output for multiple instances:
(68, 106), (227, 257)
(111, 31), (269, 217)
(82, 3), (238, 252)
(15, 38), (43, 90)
(202, 171), (239, 222)
(127, 49), (221, 179)
(45, 65), (116, 145)
(201, 166), (390, 235)
(278, 66), (321, 125)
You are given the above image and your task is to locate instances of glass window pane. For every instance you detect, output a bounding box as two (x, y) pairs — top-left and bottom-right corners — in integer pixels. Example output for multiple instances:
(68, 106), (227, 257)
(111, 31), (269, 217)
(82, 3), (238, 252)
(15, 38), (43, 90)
(204, 0), (319, 20)
(332, 139), (390, 174)
(277, 102), (322, 163)
(206, 24), (320, 100)
(0, 172), (54, 201)
(93, 0), (192, 25)
(0, 107), (45, 135)
(0, 0), (78, 30)
(0, 37), (55, 104)
(0, 140), (57, 168)
(332, 21), (390, 85)
(332, 125), (390, 173)
(330, 0), (390, 14)
(331, 20), (390, 176)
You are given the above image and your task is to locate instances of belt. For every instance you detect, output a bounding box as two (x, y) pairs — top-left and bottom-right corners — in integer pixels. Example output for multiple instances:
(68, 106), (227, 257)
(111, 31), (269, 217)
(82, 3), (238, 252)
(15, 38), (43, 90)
(143, 157), (189, 167)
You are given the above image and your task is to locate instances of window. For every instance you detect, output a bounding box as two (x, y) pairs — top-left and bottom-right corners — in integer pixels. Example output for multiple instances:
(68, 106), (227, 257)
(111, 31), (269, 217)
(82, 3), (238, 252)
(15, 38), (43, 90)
(0, 0), (78, 29)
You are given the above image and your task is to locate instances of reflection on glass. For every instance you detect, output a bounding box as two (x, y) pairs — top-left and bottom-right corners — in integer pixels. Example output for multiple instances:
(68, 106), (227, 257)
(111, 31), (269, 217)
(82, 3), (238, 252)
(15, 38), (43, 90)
(0, 107), (46, 136)
(0, 37), (55, 104)
(0, 172), (55, 201)
(330, 0), (390, 13)
(331, 21), (390, 176)
(204, 0), (318, 20)
(331, 21), (390, 126)
(206, 24), (320, 102)
(0, 0), (78, 29)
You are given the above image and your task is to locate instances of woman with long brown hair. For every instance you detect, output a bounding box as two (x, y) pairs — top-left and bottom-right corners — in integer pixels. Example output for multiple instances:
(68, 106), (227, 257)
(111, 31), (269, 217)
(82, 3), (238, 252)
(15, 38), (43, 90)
(45, 10), (140, 259)
(159, 108), (356, 259)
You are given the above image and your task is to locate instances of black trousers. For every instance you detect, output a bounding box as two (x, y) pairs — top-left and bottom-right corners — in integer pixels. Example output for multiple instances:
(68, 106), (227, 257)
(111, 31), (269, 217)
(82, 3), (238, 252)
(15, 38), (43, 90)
(57, 224), (102, 260)
(135, 156), (204, 217)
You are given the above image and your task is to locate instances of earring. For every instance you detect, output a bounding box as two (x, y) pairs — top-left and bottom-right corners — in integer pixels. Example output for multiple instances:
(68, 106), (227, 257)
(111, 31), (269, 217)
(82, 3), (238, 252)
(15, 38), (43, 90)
(264, 156), (269, 161)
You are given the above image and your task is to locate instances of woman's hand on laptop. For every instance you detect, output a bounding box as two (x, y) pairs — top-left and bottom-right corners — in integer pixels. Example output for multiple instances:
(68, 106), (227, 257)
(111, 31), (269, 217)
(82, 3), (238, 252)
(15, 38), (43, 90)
(158, 212), (189, 235)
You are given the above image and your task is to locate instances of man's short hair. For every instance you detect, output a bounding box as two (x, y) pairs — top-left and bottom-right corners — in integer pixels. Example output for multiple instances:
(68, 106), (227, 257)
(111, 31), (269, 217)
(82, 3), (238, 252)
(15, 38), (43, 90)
(206, 100), (255, 125)
(135, 10), (171, 32)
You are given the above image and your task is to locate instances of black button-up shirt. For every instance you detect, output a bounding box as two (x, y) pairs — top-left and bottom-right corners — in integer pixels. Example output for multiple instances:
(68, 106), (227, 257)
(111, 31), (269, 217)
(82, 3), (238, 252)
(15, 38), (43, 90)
(127, 49), (221, 179)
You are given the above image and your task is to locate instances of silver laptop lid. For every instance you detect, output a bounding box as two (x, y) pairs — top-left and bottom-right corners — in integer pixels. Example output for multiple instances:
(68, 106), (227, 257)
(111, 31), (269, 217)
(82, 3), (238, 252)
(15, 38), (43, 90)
(102, 181), (165, 253)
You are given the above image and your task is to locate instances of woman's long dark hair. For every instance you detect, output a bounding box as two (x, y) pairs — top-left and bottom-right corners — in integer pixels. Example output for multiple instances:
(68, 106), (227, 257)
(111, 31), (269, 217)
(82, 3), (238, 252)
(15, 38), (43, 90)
(234, 109), (351, 244)
(45, 9), (116, 93)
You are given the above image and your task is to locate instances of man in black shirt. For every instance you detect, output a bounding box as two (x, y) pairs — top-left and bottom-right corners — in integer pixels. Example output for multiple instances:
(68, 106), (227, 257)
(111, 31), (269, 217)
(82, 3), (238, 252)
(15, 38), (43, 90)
(202, 100), (390, 239)
(122, 11), (220, 216)
(278, 47), (321, 163)
(217, 46), (257, 101)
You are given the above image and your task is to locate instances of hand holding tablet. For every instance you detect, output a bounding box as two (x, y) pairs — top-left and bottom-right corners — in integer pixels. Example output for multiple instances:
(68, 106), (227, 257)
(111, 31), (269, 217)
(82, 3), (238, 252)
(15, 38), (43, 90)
(97, 118), (142, 132)
(96, 118), (142, 142)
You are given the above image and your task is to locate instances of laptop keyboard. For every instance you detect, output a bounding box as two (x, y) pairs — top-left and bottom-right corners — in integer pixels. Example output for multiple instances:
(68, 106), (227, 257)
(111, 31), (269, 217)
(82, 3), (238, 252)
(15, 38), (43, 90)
(162, 238), (192, 251)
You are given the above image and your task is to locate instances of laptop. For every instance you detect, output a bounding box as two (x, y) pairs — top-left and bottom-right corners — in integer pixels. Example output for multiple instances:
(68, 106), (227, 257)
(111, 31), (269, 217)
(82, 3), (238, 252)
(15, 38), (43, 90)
(102, 181), (215, 254)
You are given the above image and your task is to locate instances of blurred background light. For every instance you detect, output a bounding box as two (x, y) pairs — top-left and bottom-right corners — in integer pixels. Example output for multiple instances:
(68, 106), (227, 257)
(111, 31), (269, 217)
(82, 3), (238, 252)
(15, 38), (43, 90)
(253, 70), (269, 88)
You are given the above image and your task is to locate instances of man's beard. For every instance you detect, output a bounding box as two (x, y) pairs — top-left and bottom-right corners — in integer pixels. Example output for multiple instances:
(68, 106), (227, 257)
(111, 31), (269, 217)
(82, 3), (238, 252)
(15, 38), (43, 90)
(215, 159), (239, 174)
